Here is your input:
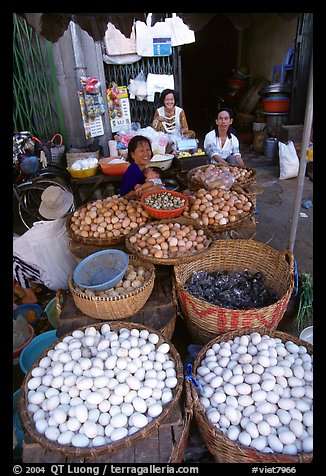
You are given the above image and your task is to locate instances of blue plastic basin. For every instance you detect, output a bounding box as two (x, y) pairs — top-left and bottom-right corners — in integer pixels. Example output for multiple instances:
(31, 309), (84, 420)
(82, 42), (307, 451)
(19, 330), (57, 374)
(73, 249), (129, 291)
(13, 303), (43, 327)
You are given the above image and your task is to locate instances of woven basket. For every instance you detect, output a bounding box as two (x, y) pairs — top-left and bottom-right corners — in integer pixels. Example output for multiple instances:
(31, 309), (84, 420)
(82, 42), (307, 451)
(66, 213), (126, 247)
(69, 256), (155, 320)
(187, 164), (257, 191)
(174, 240), (294, 344)
(125, 217), (216, 266)
(19, 321), (184, 458)
(190, 327), (313, 463)
(183, 188), (256, 235)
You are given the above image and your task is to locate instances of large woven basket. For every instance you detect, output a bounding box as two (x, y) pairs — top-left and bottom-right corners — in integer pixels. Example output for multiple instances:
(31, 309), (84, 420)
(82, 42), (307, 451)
(66, 213), (125, 247)
(174, 240), (294, 344)
(190, 327), (313, 463)
(19, 321), (184, 458)
(187, 163), (257, 191)
(183, 188), (256, 235)
(69, 256), (155, 320)
(125, 217), (216, 266)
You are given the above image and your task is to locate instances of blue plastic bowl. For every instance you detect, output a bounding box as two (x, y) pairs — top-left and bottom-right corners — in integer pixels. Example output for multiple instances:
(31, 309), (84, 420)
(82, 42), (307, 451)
(19, 330), (57, 374)
(13, 303), (43, 327)
(73, 249), (129, 291)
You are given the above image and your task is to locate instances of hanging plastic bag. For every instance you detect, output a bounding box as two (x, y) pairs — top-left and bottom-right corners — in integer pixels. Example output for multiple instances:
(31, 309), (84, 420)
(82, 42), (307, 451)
(127, 71), (147, 101)
(278, 140), (299, 179)
(202, 170), (235, 191)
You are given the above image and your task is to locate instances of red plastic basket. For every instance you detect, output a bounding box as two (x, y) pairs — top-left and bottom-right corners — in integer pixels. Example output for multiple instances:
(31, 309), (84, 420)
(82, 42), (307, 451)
(141, 190), (188, 219)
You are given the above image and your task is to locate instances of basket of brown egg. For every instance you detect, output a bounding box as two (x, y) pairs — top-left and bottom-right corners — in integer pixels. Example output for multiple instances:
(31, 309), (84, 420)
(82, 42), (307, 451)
(67, 195), (150, 246)
(125, 218), (216, 265)
(182, 188), (255, 234)
(68, 255), (155, 319)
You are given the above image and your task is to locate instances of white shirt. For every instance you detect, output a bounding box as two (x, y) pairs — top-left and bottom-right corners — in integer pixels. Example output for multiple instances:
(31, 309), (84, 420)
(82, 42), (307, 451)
(204, 129), (241, 161)
(13, 218), (77, 290)
(156, 105), (183, 134)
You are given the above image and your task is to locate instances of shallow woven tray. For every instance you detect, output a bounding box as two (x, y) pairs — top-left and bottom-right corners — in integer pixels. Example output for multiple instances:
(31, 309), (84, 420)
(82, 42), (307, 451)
(174, 240), (294, 344)
(66, 213), (125, 246)
(187, 163), (257, 191)
(190, 327), (313, 463)
(69, 256), (155, 320)
(183, 189), (256, 235)
(125, 217), (216, 265)
(19, 321), (184, 458)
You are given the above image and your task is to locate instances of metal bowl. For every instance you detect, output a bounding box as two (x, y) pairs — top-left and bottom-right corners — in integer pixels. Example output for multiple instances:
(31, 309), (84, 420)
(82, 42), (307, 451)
(163, 178), (180, 191)
(259, 83), (291, 96)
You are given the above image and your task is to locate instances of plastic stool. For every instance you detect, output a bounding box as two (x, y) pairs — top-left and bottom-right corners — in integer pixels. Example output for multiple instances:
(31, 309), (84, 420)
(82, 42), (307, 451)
(272, 47), (294, 83)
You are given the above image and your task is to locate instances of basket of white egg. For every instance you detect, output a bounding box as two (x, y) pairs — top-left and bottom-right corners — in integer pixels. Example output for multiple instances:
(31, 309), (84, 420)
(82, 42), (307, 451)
(188, 327), (313, 463)
(67, 157), (99, 178)
(18, 322), (184, 457)
(68, 256), (155, 320)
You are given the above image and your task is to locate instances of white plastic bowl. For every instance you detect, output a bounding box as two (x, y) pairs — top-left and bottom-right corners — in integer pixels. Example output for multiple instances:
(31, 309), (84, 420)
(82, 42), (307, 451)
(299, 325), (313, 345)
(148, 154), (174, 171)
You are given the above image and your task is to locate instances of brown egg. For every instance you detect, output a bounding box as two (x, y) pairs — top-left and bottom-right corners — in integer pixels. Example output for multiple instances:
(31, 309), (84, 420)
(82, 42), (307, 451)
(156, 236), (165, 244)
(147, 237), (156, 246)
(160, 242), (169, 251)
(129, 235), (138, 244)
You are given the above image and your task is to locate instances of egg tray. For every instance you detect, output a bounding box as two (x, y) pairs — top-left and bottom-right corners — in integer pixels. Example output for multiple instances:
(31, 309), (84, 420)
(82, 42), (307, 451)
(187, 163), (257, 191)
(189, 326), (313, 464)
(18, 321), (184, 458)
(125, 217), (216, 266)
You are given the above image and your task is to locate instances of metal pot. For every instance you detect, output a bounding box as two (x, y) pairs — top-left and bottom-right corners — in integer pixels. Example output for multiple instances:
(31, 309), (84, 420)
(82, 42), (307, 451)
(259, 83), (291, 96)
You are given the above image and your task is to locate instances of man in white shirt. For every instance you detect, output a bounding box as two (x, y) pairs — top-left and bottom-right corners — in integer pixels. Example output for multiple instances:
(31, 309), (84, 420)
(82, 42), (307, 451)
(204, 108), (244, 166)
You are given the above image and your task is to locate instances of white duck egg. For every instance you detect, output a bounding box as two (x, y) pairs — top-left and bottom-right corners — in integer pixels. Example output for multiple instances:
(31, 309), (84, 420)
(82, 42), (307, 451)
(57, 430), (74, 445)
(302, 436), (313, 453)
(132, 397), (147, 413)
(111, 427), (128, 441)
(83, 420), (98, 438)
(71, 433), (89, 447)
(45, 426), (60, 442)
(131, 413), (148, 429)
(138, 386), (152, 400)
(148, 403), (163, 418)
(35, 418), (48, 435)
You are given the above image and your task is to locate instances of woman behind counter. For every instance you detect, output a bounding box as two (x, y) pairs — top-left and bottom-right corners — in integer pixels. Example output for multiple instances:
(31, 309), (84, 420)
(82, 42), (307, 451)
(120, 135), (153, 199)
(151, 89), (195, 140)
(204, 108), (244, 166)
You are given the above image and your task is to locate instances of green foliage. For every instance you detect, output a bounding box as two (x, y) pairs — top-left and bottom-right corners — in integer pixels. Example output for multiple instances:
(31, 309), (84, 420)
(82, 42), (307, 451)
(295, 273), (313, 331)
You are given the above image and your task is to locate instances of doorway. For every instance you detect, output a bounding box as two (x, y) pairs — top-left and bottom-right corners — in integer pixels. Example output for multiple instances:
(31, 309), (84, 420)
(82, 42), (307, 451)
(180, 14), (237, 143)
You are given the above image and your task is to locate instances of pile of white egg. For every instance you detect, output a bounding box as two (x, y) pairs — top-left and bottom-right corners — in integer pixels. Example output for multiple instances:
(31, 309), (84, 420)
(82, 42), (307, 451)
(196, 332), (313, 455)
(70, 157), (99, 170)
(26, 324), (178, 448)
